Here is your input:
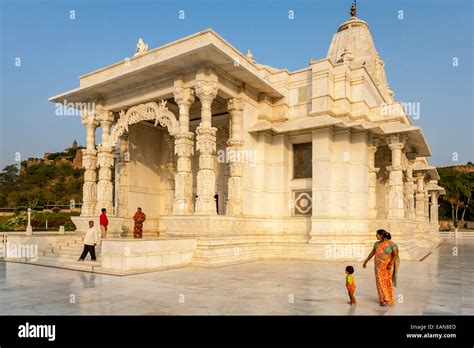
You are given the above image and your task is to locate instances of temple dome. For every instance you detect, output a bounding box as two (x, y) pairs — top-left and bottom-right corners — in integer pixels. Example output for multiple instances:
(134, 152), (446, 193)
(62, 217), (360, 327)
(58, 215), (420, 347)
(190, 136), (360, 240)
(327, 14), (394, 103)
(337, 16), (369, 32)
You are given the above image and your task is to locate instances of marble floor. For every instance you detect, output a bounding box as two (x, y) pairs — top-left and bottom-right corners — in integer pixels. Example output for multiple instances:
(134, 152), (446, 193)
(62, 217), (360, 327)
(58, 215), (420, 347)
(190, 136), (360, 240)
(0, 240), (472, 315)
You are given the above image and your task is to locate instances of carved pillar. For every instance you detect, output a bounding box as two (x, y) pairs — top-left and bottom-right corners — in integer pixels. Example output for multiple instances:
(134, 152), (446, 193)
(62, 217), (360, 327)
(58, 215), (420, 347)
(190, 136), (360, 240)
(194, 68), (218, 215)
(424, 190), (430, 222)
(164, 133), (175, 215)
(387, 134), (405, 219)
(415, 172), (426, 221)
(368, 135), (379, 219)
(225, 98), (245, 216)
(116, 134), (129, 218)
(80, 112), (99, 216)
(173, 80), (195, 215)
(429, 191), (437, 224)
(96, 111), (115, 214)
(404, 156), (416, 219)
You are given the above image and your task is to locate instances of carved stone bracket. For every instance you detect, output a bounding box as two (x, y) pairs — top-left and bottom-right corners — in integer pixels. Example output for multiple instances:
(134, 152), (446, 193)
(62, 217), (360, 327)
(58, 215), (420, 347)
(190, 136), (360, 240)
(196, 126), (217, 155)
(174, 132), (194, 157)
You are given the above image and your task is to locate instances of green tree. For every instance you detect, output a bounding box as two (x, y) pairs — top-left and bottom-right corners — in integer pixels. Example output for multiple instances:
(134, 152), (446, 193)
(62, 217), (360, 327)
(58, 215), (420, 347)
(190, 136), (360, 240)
(438, 168), (473, 227)
(0, 164), (19, 188)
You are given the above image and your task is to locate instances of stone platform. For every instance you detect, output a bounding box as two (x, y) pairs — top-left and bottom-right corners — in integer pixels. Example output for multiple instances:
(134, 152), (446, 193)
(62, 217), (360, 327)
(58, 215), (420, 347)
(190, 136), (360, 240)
(100, 237), (197, 275)
(160, 215), (438, 268)
(4, 214), (440, 275)
(3, 233), (197, 276)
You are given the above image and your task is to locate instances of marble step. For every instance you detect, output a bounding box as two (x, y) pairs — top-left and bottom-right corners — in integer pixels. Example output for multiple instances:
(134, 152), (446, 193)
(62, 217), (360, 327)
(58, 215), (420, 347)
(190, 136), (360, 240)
(43, 244), (101, 254)
(35, 253), (102, 264)
(40, 238), (85, 253)
(50, 244), (101, 252)
(43, 251), (102, 259)
(44, 243), (101, 254)
(37, 253), (101, 263)
(26, 258), (102, 272)
(40, 252), (102, 262)
(6, 252), (103, 272)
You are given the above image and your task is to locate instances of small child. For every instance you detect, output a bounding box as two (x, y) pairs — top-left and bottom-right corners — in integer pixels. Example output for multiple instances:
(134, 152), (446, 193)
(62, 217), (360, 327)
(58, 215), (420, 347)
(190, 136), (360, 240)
(345, 265), (357, 305)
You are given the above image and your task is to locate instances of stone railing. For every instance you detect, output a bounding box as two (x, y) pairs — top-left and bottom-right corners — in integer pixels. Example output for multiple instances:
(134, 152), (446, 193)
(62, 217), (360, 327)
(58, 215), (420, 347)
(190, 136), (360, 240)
(1, 230), (78, 244)
(439, 230), (474, 239)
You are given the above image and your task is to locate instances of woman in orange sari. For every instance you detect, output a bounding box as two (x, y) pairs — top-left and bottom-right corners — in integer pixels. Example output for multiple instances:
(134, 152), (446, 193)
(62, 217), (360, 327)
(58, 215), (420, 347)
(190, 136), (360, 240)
(363, 229), (400, 306)
(133, 207), (146, 238)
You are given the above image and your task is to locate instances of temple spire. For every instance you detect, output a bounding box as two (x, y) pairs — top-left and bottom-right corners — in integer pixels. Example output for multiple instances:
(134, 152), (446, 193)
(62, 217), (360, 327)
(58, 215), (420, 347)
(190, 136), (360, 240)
(350, 1), (357, 18)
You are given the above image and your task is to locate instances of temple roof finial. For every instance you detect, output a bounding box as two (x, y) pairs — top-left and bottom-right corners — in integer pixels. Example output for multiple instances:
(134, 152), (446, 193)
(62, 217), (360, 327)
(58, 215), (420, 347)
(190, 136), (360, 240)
(350, 1), (357, 18)
(246, 50), (256, 63)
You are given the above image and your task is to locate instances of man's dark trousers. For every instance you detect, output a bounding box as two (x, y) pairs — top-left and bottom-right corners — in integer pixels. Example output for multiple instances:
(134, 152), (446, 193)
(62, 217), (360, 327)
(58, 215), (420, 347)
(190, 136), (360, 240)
(79, 244), (96, 260)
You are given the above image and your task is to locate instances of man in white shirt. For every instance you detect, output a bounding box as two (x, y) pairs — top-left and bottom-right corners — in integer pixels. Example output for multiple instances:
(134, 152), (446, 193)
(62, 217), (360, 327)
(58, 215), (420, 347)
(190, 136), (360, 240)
(78, 220), (98, 261)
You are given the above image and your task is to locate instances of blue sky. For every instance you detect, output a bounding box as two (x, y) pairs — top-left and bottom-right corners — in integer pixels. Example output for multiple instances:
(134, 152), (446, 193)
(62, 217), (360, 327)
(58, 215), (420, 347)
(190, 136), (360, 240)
(0, 0), (472, 169)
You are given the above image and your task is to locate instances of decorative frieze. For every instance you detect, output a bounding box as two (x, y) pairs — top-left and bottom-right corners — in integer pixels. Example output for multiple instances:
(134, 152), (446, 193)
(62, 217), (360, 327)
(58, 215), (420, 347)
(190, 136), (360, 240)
(109, 100), (179, 147)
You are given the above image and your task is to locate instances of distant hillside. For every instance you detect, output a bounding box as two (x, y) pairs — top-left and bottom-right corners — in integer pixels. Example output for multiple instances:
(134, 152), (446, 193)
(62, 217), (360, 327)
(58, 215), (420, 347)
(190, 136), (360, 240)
(21, 139), (84, 172)
(438, 163), (474, 173)
(0, 142), (84, 209)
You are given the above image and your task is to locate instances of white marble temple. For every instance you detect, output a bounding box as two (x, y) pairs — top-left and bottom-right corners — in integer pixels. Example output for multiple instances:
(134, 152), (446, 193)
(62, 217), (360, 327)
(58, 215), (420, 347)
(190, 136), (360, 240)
(48, 7), (445, 268)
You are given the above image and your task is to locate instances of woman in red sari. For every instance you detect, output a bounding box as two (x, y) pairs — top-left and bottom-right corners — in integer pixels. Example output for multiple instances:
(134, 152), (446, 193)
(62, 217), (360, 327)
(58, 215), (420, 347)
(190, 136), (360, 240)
(133, 207), (146, 238)
(363, 229), (400, 306)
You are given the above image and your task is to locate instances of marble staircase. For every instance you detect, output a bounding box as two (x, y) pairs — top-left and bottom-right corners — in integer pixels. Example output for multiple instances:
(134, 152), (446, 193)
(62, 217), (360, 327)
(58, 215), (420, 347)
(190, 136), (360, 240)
(15, 234), (103, 273)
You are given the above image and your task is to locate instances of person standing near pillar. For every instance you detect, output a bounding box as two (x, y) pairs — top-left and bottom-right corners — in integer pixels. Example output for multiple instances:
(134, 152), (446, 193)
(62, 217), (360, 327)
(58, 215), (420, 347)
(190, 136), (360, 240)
(133, 207), (146, 238)
(99, 208), (108, 239)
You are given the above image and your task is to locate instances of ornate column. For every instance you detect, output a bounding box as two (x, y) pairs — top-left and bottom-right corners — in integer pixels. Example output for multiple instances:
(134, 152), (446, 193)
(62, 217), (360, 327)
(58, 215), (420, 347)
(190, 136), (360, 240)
(430, 191), (439, 224)
(415, 172), (426, 221)
(387, 134), (405, 219)
(173, 80), (195, 215)
(424, 190), (430, 222)
(368, 135), (379, 219)
(225, 98), (245, 216)
(96, 111), (115, 214)
(80, 112), (99, 216)
(116, 134), (129, 218)
(404, 155), (416, 219)
(164, 133), (176, 215)
(194, 68), (218, 215)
